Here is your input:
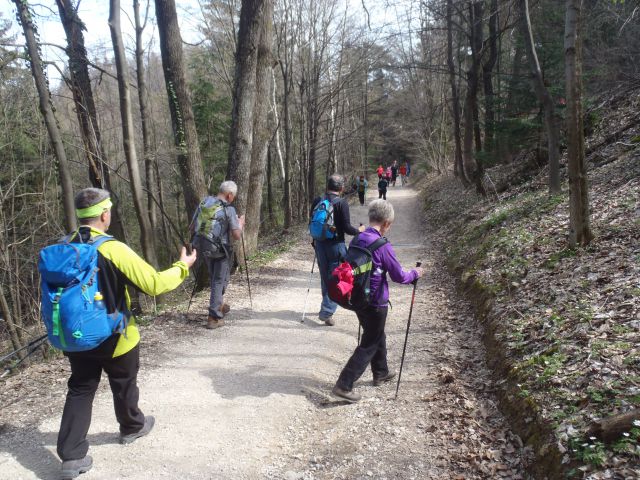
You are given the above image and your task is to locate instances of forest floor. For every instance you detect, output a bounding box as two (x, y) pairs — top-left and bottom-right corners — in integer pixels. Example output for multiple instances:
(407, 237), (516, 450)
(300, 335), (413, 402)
(0, 185), (528, 480)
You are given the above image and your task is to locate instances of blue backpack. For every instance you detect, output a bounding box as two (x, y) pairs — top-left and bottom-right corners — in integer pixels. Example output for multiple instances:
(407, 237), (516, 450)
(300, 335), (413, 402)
(38, 235), (128, 352)
(309, 196), (340, 241)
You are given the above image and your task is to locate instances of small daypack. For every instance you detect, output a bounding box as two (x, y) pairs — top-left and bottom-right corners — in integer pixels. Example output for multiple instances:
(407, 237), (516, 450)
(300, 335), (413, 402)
(358, 181), (366, 193)
(309, 196), (339, 241)
(192, 198), (229, 259)
(39, 235), (128, 352)
(328, 236), (388, 311)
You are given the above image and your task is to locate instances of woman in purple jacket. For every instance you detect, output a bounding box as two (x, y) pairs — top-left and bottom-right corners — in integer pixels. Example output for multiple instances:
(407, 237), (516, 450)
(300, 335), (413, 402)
(332, 199), (424, 402)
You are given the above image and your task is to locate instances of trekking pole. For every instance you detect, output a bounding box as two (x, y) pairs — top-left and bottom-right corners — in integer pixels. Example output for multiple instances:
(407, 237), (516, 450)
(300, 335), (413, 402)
(301, 253), (317, 323)
(240, 231), (253, 310)
(1, 335), (48, 378)
(395, 261), (422, 400)
(0, 334), (48, 364)
(185, 260), (203, 314)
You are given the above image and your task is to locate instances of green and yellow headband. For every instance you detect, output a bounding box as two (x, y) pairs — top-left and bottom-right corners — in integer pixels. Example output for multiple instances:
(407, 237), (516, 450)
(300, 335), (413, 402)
(76, 197), (112, 219)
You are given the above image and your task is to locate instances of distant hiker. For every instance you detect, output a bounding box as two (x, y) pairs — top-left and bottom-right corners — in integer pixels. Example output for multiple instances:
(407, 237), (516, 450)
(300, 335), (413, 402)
(309, 174), (365, 326)
(399, 164), (407, 186)
(353, 175), (368, 206)
(377, 176), (389, 200)
(190, 181), (245, 330)
(39, 188), (197, 479)
(405, 161), (411, 180)
(390, 161), (398, 187)
(331, 199), (424, 402)
(385, 166), (392, 179)
(376, 165), (384, 179)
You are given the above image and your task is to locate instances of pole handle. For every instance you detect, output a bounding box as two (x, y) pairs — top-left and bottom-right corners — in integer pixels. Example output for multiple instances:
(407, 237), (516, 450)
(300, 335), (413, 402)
(412, 261), (422, 285)
(185, 243), (193, 255)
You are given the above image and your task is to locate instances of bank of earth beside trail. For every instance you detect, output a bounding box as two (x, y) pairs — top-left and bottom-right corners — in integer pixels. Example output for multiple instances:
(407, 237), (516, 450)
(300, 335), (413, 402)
(423, 113), (639, 477)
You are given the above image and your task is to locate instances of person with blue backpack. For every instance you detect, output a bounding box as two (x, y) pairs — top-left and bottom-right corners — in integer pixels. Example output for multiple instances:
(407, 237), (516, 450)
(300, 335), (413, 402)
(309, 174), (364, 326)
(330, 199), (423, 402)
(39, 188), (197, 479)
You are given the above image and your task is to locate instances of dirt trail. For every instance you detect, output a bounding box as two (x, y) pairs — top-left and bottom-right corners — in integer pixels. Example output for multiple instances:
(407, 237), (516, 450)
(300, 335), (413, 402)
(0, 186), (525, 479)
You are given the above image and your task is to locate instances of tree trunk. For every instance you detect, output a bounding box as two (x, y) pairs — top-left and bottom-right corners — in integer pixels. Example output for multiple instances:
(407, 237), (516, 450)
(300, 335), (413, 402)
(564, 0), (592, 246)
(155, 0), (207, 221)
(109, 0), (158, 266)
(133, 0), (158, 233)
(267, 142), (274, 221)
(588, 409), (640, 443)
(518, 0), (561, 195)
(462, 1), (485, 195)
(446, 0), (467, 184)
(0, 284), (23, 354)
(55, 0), (127, 242)
(482, 0), (499, 156)
(227, 0), (266, 224)
(283, 84), (293, 228)
(14, 0), (76, 232)
(244, 0), (274, 254)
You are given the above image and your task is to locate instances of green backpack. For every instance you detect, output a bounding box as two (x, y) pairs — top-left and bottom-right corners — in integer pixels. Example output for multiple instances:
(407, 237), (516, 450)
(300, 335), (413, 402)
(192, 198), (229, 259)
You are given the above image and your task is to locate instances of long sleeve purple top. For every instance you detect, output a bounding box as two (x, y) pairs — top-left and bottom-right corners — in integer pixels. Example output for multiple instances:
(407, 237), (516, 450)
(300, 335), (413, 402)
(350, 227), (419, 308)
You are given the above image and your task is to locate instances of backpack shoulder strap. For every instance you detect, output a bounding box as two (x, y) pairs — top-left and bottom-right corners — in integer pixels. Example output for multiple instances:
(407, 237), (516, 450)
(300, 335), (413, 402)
(368, 237), (388, 253)
(90, 234), (115, 248)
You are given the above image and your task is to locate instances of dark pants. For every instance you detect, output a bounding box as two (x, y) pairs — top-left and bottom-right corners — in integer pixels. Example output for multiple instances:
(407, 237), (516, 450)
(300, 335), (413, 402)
(378, 190), (386, 200)
(57, 336), (145, 461)
(206, 253), (231, 318)
(358, 191), (365, 205)
(336, 305), (389, 390)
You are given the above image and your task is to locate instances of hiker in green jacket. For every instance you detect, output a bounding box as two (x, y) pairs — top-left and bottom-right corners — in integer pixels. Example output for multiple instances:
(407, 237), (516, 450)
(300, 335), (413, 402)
(55, 188), (197, 480)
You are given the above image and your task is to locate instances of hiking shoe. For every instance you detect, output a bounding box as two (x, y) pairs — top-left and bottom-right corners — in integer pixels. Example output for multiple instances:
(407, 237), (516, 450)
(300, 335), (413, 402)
(120, 415), (155, 445)
(206, 316), (225, 329)
(319, 314), (335, 326)
(373, 371), (396, 386)
(331, 385), (361, 403)
(60, 455), (92, 479)
(221, 303), (231, 315)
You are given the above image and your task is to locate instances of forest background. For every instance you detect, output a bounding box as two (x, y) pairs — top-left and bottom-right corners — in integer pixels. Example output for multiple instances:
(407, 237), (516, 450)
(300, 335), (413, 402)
(0, 1), (639, 475)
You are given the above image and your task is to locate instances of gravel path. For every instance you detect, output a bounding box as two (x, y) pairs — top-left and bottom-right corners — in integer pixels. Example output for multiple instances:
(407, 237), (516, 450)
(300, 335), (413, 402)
(0, 186), (526, 479)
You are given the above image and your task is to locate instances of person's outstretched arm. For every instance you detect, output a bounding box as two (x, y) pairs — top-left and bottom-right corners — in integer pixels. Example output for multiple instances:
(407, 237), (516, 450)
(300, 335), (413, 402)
(100, 242), (197, 296)
(381, 244), (420, 285)
(336, 200), (360, 236)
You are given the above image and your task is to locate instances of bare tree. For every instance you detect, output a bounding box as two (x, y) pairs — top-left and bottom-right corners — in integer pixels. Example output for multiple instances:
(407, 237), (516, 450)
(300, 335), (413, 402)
(446, 0), (467, 184)
(482, 0), (499, 155)
(564, 0), (592, 246)
(109, 0), (158, 266)
(518, 0), (561, 195)
(244, 0), (275, 253)
(133, 0), (158, 232)
(13, 0), (76, 231)
(227, 0), (267, 227)
(155, 0), (207, 221)
(461, 0), (485, 194)
(55, 0), (127, 241)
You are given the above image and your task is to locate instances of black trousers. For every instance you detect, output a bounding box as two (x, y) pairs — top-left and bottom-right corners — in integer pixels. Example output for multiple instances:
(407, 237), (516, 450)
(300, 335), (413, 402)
(336, 305), (389, 391)
(378, 190), (387, 200)
(358, 191), (365, 205)
(57, 335), (145, 461)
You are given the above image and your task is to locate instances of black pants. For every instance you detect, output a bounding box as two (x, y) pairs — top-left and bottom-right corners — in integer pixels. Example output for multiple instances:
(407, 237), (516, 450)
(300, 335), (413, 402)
(358, 191), (365, 205)
(57, 335), (145, 460)
(378, 190), (386, 200)
(336, 306), (389, 391)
